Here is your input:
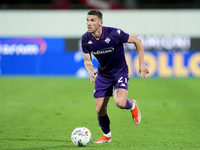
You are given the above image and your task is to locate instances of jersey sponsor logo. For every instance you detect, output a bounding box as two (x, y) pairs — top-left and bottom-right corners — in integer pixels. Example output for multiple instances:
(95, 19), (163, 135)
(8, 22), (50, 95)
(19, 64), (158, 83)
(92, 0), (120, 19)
(105, 38), (111, 44)
(91, 47), (114, 55)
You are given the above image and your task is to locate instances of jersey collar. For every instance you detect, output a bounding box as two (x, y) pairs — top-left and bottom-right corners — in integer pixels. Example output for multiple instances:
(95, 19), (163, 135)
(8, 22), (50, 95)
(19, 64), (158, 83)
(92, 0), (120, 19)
(90, 26), (105, 40)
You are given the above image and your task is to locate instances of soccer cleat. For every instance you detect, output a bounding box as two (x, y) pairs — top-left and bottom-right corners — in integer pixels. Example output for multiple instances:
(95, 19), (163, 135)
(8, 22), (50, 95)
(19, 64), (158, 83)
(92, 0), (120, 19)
(130, 99), (141, 125)
(93, 135), (112, 143)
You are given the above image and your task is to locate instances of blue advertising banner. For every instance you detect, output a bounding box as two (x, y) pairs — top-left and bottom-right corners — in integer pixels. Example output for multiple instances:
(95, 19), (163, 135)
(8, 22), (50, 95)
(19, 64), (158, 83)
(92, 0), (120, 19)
(0, 37), (65, 55)
(0, 37), (200, 77)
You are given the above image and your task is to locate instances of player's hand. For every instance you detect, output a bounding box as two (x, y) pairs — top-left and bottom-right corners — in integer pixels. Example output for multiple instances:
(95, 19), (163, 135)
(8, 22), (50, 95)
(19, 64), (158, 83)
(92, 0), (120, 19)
(89, 70), (98, 84)
(138, 64), (149, 78)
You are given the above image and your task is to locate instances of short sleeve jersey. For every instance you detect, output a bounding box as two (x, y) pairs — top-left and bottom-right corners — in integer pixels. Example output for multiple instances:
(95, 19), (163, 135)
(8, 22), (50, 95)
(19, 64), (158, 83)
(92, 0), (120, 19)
(81, 26), (129, 77)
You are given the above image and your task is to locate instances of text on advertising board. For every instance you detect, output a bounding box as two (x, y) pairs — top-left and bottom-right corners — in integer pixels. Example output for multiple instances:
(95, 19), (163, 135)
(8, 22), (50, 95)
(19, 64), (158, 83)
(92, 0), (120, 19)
(0, 38), (47, 55)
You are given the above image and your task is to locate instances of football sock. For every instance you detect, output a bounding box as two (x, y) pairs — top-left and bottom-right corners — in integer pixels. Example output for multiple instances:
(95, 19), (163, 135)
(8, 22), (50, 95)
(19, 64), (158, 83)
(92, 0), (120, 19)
(123, 98), (134, 110)
(131, 99), (136, 110)
(98, 114), (110, 134)
(103, 131), (111, 137)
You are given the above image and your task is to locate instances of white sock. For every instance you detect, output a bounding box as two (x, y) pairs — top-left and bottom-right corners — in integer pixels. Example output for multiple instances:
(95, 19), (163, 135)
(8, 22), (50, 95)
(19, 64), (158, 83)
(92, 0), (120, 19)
(131, 100), (136, 111)
(103, 131), (111, 137)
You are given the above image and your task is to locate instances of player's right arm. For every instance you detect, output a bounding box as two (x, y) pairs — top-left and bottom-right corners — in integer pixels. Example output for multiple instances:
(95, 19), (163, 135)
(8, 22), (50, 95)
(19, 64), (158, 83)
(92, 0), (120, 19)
(83, 53), (98, 84)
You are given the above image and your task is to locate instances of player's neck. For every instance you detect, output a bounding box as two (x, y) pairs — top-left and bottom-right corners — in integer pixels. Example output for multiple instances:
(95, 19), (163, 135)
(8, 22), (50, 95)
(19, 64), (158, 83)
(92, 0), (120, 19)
(92, 27), (102, 40)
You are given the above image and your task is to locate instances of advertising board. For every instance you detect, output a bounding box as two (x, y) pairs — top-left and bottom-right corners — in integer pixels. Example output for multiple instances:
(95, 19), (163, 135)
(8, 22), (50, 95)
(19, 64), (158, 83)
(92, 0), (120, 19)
(0, 37), (199, 77)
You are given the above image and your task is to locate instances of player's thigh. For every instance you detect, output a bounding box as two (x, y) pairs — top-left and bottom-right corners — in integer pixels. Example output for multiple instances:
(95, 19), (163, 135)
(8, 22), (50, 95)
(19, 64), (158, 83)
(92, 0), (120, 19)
(114, 88), (128, 108)
(113, 75), (129, 107)
(95, 96), (110, 116)
(94, 75), (114, 98)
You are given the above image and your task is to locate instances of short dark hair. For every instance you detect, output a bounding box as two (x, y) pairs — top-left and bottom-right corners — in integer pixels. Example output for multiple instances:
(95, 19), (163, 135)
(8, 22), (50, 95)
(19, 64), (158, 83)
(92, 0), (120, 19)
(87, 9), (103, 20)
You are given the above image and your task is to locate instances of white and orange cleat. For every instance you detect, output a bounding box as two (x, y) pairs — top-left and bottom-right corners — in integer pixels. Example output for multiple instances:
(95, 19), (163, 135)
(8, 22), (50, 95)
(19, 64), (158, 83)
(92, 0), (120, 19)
(93, 135), (112, 143)
(130, 99), (141, 125)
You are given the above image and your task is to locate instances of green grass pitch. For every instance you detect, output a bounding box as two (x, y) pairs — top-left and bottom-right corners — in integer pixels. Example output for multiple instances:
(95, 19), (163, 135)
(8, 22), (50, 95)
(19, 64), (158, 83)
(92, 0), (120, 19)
(0, 77), (199, 150)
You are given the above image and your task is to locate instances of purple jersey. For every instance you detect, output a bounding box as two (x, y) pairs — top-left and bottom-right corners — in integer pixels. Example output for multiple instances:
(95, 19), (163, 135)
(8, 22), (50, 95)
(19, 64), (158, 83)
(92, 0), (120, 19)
(81, 26), (129, 77)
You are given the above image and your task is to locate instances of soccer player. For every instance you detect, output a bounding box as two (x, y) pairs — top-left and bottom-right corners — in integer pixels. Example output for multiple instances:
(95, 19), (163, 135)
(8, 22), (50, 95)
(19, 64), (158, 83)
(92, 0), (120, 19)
(81, 9), (149, 143)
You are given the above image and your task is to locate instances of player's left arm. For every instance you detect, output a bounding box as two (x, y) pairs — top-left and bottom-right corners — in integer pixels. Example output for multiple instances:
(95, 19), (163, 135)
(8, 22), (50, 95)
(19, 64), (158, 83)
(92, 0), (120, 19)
(127, 35), (149, 78)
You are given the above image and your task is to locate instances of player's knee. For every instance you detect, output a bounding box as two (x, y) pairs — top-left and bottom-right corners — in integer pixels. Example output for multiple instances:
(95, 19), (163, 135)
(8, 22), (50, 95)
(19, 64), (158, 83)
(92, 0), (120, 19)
(115, 98), (126, 108)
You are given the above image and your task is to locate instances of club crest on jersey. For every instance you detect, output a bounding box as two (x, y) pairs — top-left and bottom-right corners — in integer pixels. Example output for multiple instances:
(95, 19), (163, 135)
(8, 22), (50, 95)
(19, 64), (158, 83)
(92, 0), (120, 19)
(105, 38), (111, 44)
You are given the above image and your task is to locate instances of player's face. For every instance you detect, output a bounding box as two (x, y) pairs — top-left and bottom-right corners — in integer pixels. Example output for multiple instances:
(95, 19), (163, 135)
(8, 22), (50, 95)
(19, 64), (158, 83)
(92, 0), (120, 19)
(86, 15), (102, 33)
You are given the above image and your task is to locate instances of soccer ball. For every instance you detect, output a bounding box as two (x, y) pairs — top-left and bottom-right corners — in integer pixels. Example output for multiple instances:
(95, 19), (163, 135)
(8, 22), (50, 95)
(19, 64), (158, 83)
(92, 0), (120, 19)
(71, 127), (92, 147)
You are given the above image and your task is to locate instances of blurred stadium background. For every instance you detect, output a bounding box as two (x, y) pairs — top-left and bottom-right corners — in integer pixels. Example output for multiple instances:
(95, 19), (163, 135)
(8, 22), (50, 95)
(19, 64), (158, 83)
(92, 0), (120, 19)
(0, 0), (200, 77)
